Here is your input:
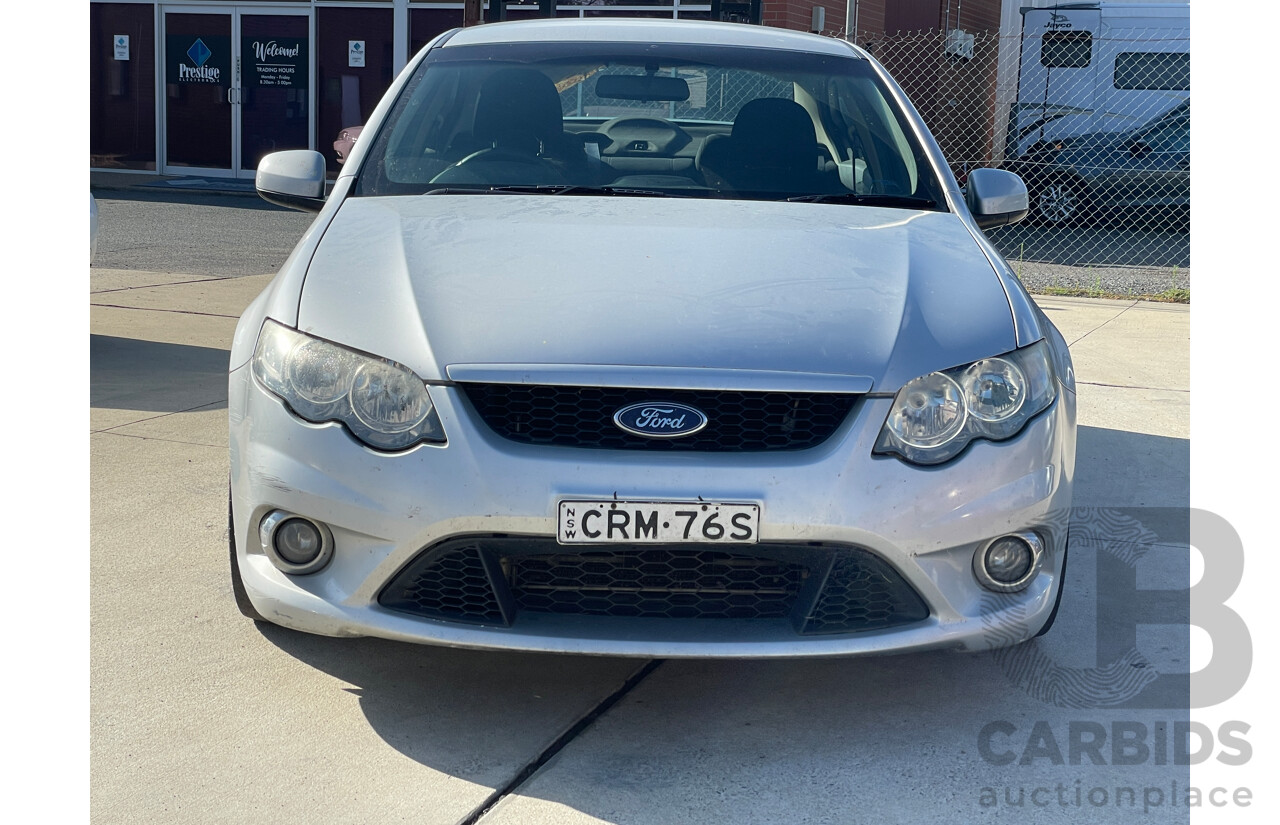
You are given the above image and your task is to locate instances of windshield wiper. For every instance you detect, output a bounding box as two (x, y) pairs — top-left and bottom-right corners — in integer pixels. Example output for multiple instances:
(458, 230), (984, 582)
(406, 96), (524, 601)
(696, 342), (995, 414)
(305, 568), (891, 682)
(424, 185), (686, 198)
(786, 193), (939, 209)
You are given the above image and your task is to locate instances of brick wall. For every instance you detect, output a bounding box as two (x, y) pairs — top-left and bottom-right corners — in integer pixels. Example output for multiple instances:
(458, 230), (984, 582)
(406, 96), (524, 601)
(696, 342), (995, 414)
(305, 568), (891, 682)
(756, 1), (889, 41)
(851, 1), (886, 41)
(761, 1), (999, 41)
(884, 0), (942, 32)
(762, 1), (850, 37)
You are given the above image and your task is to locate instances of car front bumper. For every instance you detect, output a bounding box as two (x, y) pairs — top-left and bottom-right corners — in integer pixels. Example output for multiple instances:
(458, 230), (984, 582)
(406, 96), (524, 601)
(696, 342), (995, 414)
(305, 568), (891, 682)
(229, 363), (1076, 657)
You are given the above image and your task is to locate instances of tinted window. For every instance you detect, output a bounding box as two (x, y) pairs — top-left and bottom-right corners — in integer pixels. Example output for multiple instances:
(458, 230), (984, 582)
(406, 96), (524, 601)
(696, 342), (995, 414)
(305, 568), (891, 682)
(1113, 52), (1190, 91)
(1143, 119), (1190, 153)
(1041, 31), (1092, 68)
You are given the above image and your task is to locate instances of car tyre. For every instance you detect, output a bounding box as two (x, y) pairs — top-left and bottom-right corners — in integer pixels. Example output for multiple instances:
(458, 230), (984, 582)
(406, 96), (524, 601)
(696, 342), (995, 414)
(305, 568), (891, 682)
(1034, 533), (1068, 638)
(1031, 177), (1087, 226)
(229, 489), (267, 622)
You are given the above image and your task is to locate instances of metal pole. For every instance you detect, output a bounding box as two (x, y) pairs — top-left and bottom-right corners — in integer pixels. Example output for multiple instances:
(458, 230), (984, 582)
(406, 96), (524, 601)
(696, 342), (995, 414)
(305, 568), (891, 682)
(393, 0), (408, 73)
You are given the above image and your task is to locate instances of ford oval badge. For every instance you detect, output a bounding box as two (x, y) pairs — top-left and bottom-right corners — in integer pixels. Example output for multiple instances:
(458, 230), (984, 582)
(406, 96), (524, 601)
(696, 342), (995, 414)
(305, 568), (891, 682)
(613, 402), (708, 439)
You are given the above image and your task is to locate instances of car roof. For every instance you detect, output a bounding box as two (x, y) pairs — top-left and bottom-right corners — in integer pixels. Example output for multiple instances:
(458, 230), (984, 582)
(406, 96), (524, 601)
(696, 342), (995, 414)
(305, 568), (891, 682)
(440, 18), (864, 59)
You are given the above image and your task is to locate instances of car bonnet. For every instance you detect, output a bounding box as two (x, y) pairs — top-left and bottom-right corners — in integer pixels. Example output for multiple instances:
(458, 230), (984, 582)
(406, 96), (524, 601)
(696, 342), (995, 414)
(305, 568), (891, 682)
(296, 195), (1017, 391)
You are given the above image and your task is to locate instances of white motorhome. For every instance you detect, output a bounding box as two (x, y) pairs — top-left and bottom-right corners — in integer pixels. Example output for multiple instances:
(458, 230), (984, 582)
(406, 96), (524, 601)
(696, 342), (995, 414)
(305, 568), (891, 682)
(1009, 1), (1189, 157)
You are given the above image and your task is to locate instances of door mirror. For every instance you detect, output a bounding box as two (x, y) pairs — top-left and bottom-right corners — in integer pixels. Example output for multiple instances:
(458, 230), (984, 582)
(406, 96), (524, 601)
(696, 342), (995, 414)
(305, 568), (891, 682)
(256, 150), (327, 212)
(966, 168), (1029, 230)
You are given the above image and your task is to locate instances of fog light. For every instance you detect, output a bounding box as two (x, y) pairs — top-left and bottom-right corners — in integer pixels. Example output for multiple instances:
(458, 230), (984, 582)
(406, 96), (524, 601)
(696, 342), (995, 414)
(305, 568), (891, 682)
(259, 510), (334, 575)
(973, 532), (1043, 592)
(275, 519), (323, 564)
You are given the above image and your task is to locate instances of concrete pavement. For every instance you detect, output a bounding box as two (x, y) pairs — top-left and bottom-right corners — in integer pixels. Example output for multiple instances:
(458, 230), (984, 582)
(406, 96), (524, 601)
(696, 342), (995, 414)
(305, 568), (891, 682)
(91, 265), (1190, 823)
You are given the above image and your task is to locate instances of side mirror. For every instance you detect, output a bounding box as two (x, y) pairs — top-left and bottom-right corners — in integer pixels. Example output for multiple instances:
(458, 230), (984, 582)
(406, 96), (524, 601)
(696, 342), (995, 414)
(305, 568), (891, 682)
(966, 168), (1029, 230)
(256, 150), (327, 212)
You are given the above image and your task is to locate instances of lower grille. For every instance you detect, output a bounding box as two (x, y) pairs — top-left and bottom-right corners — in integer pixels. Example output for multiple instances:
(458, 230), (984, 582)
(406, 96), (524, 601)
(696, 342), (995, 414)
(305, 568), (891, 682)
(801, 551), (931, 634)
(508, 549), (804, 619)
(378, 543), (508, 625)
(378, 537), (929, 635)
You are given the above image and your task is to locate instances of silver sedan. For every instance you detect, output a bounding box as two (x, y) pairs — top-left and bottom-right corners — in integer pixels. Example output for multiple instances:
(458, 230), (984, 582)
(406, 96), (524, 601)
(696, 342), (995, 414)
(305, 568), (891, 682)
(230, 18), (1076, 657)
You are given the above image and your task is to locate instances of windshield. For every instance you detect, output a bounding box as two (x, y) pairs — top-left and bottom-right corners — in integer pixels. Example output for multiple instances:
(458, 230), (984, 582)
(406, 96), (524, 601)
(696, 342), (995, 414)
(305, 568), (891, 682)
(353, 40), (946, 208)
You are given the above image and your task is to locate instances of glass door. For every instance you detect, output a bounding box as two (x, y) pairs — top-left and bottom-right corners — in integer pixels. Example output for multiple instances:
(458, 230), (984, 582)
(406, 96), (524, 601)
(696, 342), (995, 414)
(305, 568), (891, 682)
(163, 6), (311, 178)
(238, 12), (310, 176)
(164, 10), (233, 172)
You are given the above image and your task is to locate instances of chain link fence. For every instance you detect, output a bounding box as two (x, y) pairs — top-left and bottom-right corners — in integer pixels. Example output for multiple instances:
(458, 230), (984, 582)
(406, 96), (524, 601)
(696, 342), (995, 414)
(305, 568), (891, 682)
(570, 22), (1190, 299)
(833, 26), (1189, 300)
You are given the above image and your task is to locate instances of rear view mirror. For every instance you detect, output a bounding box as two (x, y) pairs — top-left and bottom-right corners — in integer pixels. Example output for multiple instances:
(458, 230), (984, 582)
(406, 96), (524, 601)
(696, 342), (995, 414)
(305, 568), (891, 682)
(256, 150), (327, 212)
(966, 168), (1029, 230)
(594, 74), (690, 102)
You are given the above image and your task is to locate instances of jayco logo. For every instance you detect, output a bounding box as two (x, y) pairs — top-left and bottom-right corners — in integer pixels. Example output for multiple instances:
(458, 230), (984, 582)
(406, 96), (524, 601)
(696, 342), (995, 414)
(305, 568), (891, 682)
(253, 40), (300, 62)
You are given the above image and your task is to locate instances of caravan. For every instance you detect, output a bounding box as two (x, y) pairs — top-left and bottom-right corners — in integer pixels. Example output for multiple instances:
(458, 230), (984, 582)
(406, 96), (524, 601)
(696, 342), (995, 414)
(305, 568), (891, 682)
(1010, 2), (1190, 159)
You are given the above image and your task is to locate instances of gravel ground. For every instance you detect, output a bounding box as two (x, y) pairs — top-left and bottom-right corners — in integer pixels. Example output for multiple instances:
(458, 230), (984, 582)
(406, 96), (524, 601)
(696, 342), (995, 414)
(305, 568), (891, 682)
(989, 219), (1190, 300)
(1010, 260), (1189, 299)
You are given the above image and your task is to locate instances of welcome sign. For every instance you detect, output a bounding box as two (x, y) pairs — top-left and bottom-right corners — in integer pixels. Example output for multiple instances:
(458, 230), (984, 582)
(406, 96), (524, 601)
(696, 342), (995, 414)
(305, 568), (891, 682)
(244, 38), (307, 88)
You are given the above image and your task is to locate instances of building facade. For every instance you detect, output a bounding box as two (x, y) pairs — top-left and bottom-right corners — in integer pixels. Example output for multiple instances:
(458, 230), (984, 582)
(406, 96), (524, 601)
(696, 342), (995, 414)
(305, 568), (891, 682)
(89, 0), (1003, 177)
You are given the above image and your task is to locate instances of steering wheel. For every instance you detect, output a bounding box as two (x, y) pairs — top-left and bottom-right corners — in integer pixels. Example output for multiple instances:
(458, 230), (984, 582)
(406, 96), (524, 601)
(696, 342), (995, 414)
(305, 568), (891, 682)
(430, 147), (563, 185)
(455, 147), (547, 167)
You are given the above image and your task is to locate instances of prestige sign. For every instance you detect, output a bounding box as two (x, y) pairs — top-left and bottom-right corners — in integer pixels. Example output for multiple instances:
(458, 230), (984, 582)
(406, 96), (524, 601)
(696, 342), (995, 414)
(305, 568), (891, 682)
(245, 38), (307, 88)
(167, 35), (231, 87)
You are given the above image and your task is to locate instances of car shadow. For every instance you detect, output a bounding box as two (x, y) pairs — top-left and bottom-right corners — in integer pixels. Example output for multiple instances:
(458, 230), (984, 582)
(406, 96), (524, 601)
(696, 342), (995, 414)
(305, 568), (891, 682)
(251, 424), (1190, 819)
(252, 623), (646, 789)
(90, 334), (229, 413)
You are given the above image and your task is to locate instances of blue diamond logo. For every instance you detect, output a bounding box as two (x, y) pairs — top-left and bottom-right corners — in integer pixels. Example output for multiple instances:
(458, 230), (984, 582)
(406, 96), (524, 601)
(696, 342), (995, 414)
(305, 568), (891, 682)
(186, 38), (212, 68)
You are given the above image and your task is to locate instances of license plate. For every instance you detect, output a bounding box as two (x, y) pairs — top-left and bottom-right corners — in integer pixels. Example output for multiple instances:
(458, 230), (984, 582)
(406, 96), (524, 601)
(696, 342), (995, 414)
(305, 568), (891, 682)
(557, 500), (760, 544)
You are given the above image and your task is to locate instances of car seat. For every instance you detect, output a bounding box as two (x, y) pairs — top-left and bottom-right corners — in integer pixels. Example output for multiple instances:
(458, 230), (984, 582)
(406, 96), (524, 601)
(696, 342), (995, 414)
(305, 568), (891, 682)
(438, 68), (599, 184)
(696, 98), (836, 195)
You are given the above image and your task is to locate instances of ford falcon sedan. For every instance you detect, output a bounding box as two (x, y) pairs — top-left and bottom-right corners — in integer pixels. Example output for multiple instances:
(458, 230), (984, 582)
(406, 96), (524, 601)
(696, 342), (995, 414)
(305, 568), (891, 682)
(230, 18), (1076, 657)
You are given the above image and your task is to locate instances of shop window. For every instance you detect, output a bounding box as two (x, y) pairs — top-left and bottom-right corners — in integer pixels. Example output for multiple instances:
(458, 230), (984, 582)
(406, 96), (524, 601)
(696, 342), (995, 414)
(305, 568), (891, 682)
(318, 6), (395, 173)
(91, 3), (157, 169)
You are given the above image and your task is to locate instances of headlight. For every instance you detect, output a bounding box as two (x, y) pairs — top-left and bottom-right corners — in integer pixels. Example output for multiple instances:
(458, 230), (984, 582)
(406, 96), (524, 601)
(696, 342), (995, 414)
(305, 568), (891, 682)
(252, 320), (445, 451)
(874, 340), (1056, 465)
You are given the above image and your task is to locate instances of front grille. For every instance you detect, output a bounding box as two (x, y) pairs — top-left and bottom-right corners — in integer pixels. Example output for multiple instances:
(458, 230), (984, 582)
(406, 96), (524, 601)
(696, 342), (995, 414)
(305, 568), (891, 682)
(378, 537), (929, 635)
(458, 384), (857, 451)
